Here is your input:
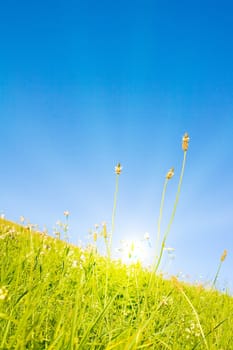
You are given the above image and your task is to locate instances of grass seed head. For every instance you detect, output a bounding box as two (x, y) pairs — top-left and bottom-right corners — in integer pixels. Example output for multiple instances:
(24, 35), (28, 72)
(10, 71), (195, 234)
(102, 223), (107, 238)
(115, 163), (122, 175)
(93, 232), (98, 242)
(220, 249), (227, 262)
(182, 132), (190, 151)
(64, 210), (69, 218)
(166, 167), (174, 180)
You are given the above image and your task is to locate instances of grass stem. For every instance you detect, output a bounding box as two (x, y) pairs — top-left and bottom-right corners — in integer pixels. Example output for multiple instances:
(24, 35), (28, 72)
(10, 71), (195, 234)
(109, 172), (120, 258)
(152, 151), (187, 278)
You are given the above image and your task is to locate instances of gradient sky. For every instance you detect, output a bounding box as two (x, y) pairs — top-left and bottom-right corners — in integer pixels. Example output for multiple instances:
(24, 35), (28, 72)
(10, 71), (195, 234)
(1, 0), (233, 292)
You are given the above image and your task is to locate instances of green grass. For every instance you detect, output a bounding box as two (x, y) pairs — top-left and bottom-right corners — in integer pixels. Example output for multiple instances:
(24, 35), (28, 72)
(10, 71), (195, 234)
(1, 218), (233, 350)
(1, 134), (232, 349)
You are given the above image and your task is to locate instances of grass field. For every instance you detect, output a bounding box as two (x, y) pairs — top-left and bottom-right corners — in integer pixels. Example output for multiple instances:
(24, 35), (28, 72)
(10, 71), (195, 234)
(1, 134), (232, 349)
(0, 218), (233, 350)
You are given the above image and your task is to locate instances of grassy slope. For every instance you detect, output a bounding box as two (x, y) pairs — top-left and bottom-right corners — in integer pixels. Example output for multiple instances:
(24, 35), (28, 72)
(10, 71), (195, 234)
(0, 218), (233, 350)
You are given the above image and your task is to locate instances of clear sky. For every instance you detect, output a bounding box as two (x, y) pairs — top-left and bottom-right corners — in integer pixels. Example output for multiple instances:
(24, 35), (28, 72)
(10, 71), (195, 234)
(1, 0), (233, 292)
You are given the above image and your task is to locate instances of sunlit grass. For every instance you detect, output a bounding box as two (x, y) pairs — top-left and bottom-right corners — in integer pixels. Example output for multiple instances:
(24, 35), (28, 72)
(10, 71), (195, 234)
(0, 218), (232, 349)
(0, 133), (232, 349)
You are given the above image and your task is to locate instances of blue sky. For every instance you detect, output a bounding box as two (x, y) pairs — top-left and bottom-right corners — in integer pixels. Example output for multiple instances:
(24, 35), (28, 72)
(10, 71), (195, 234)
(1, 0), (233, 291)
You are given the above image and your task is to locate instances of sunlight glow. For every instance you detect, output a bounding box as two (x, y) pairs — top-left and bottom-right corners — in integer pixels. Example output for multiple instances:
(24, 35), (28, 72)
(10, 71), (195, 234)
(116, 235), (152, 264)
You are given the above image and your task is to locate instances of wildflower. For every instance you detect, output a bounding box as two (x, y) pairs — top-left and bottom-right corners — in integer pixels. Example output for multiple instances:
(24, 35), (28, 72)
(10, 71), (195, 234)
(80, 254), (85, 261)
(94, 223), (99, 229)
(0, 213), (5, 219)
(72, 260), (78, 268)
(185, 321), (201, 339)
(25, 224), (33, 232)
(221, 249), (227, 262)
(0, 286), (8, 300)
(166, 167), (174, 180)
(20, 216), (25, 223)
(164, 247), (175, 252)
(44, 240), (51, 249)
(144, 232), (150, 240)
(144, 232), (152, 247)
(54, 230), (60, 239)
(182, 132), (190, 151)
(160, 295), (173, 306)
(115, 163), (122, 175)
(64, 210), (69, 218)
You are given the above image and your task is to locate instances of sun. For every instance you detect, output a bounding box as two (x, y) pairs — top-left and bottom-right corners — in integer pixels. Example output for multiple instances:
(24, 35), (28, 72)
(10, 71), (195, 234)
(116, 235), (152, 265)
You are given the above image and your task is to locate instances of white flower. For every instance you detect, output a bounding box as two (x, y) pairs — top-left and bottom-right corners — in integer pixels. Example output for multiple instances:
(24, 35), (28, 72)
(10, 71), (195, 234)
(164, 247), (175, 252)
(144, 232), (150, 240)
(20, 216), (25, 223)
(72, 260), (78, 268)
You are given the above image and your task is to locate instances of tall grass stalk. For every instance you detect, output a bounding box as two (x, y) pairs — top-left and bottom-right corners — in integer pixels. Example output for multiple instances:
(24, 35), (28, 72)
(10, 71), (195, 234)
(109, 163), (121, 259)
(152, 150), (187, 277)
(172, 277), (209, 350)
(105, 163), (121, 306)
(155, 178), (169, 259)
(212, 249), (227, 288)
